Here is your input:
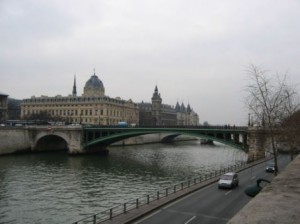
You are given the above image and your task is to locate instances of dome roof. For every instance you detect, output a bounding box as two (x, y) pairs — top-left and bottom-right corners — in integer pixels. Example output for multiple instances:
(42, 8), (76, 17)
(83, 72), (105, 97)
(84, 74), (104, 89)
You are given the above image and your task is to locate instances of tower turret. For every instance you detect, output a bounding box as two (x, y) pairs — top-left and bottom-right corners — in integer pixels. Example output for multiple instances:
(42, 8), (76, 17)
(151, 85), (162, 125)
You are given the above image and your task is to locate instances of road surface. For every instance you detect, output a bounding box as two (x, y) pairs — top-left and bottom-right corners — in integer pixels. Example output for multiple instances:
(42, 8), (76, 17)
(134, 155), (290, 224)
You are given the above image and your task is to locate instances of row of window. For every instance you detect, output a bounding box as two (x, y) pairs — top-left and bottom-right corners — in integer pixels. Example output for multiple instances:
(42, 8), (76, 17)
(22, 108), (139, 123)
(23, 96), (131, 105)
(22, 103), (131, 108)
(65, 117), (123, 125)
(22, 108), (137, 118)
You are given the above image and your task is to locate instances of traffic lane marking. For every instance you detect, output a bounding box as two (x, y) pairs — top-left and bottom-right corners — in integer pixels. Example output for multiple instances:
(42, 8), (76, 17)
(184, 215), (196, 224)
(163, 208), (229, 223)
(225, 190), (232, 195)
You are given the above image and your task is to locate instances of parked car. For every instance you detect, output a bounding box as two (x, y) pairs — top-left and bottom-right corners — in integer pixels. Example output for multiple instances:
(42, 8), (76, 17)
(218, 172), (239, 189)
(265, 162), (276, 173)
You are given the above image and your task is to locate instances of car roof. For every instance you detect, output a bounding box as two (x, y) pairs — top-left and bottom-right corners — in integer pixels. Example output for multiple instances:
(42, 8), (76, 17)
(223, 172), (237, 176)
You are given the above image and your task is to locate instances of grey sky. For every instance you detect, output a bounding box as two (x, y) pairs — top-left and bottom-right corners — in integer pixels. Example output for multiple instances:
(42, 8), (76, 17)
(1, 0), (300, 125)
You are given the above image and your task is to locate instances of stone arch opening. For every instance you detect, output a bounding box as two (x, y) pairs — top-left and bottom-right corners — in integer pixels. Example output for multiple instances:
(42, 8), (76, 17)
(34, 134), (68, 152)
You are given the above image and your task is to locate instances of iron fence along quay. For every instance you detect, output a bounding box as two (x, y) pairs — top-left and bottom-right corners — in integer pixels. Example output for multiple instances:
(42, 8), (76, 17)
(72, 161), (247, 224)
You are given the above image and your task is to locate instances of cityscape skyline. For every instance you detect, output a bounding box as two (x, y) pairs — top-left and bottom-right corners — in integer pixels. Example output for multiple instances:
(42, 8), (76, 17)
(1, 0), (300, 125)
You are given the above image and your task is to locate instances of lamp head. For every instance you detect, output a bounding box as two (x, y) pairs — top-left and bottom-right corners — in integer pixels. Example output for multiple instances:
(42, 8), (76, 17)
(244, 185), (262, 197)
(244, 178), (270, 197)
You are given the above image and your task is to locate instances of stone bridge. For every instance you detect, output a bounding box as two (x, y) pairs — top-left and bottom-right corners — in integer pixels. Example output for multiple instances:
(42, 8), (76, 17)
(0, 125), (266, 160)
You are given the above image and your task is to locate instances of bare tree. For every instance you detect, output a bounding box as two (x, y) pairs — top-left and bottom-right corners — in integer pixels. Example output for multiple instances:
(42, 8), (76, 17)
(245, 64), (299, 175)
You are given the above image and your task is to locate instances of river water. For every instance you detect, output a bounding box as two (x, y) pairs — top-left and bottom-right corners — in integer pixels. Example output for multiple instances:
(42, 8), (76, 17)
(0, 141), (247, 224)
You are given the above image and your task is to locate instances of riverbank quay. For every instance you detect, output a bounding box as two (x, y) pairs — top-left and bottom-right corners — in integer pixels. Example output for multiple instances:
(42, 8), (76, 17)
(73, 157), (272, 224)
(228, 154), (300, 224)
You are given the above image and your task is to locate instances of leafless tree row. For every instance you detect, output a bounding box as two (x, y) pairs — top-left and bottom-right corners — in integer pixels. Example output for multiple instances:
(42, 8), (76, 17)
(245, 64), (300, 175)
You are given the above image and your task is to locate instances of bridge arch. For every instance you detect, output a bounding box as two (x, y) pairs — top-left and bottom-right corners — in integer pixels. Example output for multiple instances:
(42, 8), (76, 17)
(33, 132), (69, 152)
(84, 128), (248, 152)
(160, 133), (241, 149)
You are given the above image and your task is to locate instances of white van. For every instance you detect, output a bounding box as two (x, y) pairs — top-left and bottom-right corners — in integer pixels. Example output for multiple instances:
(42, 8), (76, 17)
(218, 172), (239, 189)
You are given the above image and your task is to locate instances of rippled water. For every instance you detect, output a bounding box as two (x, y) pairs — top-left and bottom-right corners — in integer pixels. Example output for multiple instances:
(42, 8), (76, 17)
(0, 141), (247, 223)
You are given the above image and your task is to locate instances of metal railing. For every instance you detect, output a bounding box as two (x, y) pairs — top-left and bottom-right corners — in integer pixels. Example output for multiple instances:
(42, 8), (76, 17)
(72, 161), (247, 224)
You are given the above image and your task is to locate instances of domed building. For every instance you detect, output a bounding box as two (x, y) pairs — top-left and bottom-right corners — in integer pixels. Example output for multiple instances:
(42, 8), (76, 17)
(83, 73), (105, 97)
(21, 71), (139, 125)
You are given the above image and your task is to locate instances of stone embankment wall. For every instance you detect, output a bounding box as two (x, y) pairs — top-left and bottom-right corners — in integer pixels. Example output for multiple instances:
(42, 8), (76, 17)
(0, 127), (31, 155)
(228, 154), (300, 224)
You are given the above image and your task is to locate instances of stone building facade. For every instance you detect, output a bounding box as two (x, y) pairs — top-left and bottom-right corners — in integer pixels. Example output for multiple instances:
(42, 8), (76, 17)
(175, 102), (199, 126)
(138, 86), (199, 126)
(21, 72), (139, 125)
(0, 92), (8, 123)
(8, 98), (21, 120)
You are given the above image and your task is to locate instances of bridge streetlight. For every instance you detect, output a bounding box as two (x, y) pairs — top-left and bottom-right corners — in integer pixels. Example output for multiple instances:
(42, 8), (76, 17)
(248, 113), (251, 126)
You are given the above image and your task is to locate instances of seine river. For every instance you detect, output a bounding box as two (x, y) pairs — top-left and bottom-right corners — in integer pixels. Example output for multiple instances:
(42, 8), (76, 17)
(0, 141), (247, 224)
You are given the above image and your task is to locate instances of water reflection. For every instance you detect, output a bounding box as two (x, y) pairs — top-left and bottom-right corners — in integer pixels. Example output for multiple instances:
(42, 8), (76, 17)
(0, 141), (247, 223)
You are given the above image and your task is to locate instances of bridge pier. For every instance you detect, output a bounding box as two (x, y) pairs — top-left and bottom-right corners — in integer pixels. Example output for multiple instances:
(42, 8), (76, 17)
(81, 146), (109, 155)
(247, 127), (266, 162)
(28, 126), (88, 155)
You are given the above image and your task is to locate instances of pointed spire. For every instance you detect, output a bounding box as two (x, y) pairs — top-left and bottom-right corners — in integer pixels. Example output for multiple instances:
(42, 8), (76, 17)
(153, 85), (159, 97)
(187, 103), (192, 113)
(175, 101), (181, 112)
(72, 74), (77, 97)
(152, 85), (162, 103)
(180, 102), (186, 112)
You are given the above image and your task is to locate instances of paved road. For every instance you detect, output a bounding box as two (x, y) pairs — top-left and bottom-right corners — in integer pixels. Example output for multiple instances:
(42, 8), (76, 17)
(134, 155), (290, 224)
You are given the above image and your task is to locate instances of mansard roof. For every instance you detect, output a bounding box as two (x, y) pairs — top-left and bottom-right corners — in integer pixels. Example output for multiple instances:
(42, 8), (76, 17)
(0, 91), (9, 96)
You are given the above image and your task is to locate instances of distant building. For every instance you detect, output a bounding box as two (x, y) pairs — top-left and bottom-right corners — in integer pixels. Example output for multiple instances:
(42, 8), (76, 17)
(138, 86), (199, 126)
(8, 98), (21, 120)
(21, 72), (139, 125)
(0, 92), (8, 123)
(175, 101), (199, 126)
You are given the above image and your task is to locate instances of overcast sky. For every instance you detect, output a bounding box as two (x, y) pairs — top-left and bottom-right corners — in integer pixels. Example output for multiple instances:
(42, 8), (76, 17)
(1, 0), (300, 125)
